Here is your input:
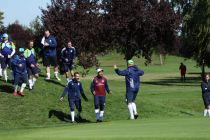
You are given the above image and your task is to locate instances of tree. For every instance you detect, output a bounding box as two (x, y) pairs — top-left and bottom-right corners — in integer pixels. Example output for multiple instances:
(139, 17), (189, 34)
(102, 0), (181, 63)
(181, 0), (210, 74)
(7, 21), (33, 49)
(0, 10), (4, 29)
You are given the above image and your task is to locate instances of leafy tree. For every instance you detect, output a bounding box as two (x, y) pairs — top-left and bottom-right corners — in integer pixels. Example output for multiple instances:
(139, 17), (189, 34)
(0, 10), (4, 30)
(181, 0), (210, 73)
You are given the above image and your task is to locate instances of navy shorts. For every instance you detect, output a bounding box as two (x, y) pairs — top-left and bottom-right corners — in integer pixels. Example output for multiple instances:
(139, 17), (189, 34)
(126, 90), (138, 103)
(43, 56), (57, 67)
(14, 73), (28, 85)
(202, 94), (210, 108)
(68, 99), (82, 112)
(0, 57), (11, 69)
(27, 66), (38, 76)
(62, 62), (73, 72)
(94, 96), (106, 110)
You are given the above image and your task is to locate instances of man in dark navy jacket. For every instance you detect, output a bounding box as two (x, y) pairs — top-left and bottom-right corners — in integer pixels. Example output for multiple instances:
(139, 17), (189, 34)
(60, 72), (88, 123)
(201, 73), (210, 116)
(41, 30), (60, 81)
(114, 60), (144, 120)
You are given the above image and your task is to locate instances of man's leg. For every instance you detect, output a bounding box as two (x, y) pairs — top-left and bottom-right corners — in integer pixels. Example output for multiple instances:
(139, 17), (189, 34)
(54, 66), (60, 81)
(0, 64), (2, 77)
(75, 99), (82, 120)
(28, 75), (33, 90)
(46, 66), (50, 80)
(127, 92), (134, 120)
(69, 100), (75, 122)
(99, 96), (106, 121)
(94, 96), (100, 121)
(132, 91), (138, 119)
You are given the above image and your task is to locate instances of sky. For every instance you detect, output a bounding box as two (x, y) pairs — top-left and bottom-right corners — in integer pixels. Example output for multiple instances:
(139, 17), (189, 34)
(0, 0), (51, 27)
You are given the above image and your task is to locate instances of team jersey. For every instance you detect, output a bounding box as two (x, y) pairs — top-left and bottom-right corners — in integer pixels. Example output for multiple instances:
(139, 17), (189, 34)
(24, 48), (37, 65)
(0, 41), (15, 56)
(61, 47), (76, 64)
(90, 76), (110, 96)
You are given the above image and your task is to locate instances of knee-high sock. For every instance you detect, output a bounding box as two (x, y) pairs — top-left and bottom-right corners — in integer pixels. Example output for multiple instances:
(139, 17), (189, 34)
(20, 83), (26, 92)
(29, 79), (33, 89)
(14, 85), (18, 92)
(3, 69), (7, 82)
(99, 111), (104, 120)
(95, 109), (100, 120)
(208, 109), (210, 117)
(0, 65), (2, 76)
(128, 104), (134, 119)
(204, 109), (208, 117)
(46, 73), (50, 78)
(32, 77), (37, 86)
(132, 103), (138, 115)
(71, 111), (75, 122)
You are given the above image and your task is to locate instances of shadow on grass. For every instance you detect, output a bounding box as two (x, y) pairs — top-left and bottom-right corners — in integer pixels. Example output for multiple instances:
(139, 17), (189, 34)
(142, 76), (202, 86)
(48, 109), (91, 123)
(44, 79), (65, 87)
(0, 84), (14, 93)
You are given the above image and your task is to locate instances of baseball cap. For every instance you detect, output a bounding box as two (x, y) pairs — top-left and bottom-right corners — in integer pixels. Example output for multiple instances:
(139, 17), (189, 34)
(96, 68), (103, 73)
(127, 60), (134, 65)
(19, 48), (25, 53)
(2, 33), (8, 38)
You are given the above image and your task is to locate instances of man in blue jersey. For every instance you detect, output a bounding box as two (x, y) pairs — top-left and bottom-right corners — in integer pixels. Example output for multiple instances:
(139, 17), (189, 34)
(11, 48), (28, 96)
(41, 30), (60, 81)
(24, 40), (39, 90)
(114, 60), (144, 120)
(0, 33), (15, 82)
(60, 72), (88, 123)
(61, 41), (76, 81)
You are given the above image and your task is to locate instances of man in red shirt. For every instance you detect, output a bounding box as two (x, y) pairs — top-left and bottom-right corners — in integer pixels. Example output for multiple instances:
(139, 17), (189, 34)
(179, 62), (187, 82)
(90, 68), (112, 122)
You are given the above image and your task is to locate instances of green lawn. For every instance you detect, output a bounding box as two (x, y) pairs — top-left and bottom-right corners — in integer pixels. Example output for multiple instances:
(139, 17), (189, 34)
(0, 53), (210, 139)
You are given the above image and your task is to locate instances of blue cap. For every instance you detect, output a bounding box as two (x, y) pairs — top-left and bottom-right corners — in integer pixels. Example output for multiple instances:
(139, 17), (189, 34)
(2, 33), (8, 38)
(19, 48), (25, 53)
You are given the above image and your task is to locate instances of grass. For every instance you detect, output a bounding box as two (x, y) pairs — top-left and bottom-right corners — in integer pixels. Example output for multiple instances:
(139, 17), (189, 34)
(0, 53), (210, 139)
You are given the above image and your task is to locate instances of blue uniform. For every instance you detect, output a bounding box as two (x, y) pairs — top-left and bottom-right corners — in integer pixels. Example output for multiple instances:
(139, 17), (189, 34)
(61, 47), (76, 72)
(61, 79), (88, 111)
(115, 65), (144, 102)
(24, 48), (38, 76)
(11, 54), (28, 85)
(201, 81), (210, 108)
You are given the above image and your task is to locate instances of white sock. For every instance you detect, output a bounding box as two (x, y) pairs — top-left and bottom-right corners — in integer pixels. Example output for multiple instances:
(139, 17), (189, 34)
(71, 111), (75, 122)
(132, 103), (138, 115)
(47, 73), (50, 78)
(29, 79), (33, 89)
(128, 104), (134, 119)
(14, 85), (18, 92)
(204, 109), (208, 116)
(0, 65), (2, 76)
(99, 111), (104, 120)
(208, 109), (210, 117)
(95, 109), (100, 120)
(20, 83), (26, 92)
(54, 72), (58, 77)
(32, 77), (37, 86)
(3, 69), (7, 82)
(10, 70), (14, 80)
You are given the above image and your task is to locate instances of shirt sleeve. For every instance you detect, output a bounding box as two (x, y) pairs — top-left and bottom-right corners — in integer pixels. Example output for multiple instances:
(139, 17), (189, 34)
(61, 84), (69, 97)
(49, 37), (57, 48)
(115, 68), (129, 76)
(90, 79), (94, 93)
(105, 79), (110, 93)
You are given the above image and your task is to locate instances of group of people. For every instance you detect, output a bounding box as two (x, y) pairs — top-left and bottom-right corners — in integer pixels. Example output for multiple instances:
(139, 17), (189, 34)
(0, 30), (76, 96)
(60, 59), (144, 123)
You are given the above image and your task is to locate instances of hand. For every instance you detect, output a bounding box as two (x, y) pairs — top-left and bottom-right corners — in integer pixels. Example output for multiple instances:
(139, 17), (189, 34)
(19, 64), (23, 67)
(65, 59), (68, 62)
(114, 64), (117, 69)
(44, 42), (49, 46)
(60, 97), (64, 102)
(30, 64), (35, 67)
(0, 55), (4, 58)
(36, 64), (39, 67)
(109, 91), (112, 95)
(93, 91), (96, 95)
(8, 55), (11, 58)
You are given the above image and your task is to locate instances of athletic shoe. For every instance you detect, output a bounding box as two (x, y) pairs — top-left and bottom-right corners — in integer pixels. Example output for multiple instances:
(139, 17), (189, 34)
(134, 114), (139, 119)
(56, 77), (61, 81)
(45, 77), (50, 80)
(18, 92), (25, 96)
(13, 91), (17, 96)
(96, 120), (102, 123)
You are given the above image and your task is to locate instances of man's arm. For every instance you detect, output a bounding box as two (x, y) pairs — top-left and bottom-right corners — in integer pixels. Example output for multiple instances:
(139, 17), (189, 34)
(90, 80), (95, 95)
(105, 79), (111, 94)
(60, 85), (69, 101)
(48, 37), (57, 48)
(137, 69), (144, 76)
(79, 82), (88, 101)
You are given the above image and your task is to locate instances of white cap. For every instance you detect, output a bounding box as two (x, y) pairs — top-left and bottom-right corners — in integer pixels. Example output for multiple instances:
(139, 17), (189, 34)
(96, 68), (103, 73)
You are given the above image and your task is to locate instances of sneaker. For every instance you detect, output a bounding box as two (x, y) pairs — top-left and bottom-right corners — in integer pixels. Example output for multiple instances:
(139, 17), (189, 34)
(45, 77), (50, 80)
(56, 77), (61, 81)
(134, 114), (139, 119)
(18, 92), (25, 96)
(13, 91), (17, 96)
(96, 119), (102, 123)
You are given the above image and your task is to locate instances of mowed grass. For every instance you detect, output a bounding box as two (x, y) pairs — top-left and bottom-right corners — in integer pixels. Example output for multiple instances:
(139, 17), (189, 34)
(0, 53), (210, 139)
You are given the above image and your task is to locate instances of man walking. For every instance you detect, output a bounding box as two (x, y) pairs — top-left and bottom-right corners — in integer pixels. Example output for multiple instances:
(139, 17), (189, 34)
(90, 68), (111, 122)
(114, 60), (144, 120)
(41, 30), (60, 81)
(60, 72), (88, 123)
